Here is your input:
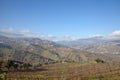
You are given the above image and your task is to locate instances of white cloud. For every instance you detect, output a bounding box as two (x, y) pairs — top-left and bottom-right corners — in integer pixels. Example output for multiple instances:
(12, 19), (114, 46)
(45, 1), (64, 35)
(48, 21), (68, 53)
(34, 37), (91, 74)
(20, 29), (30, 33)
(39, 35), (45, 38)
(0, 27), (37, 38)
(89, 34), (104, 37)
(107, 30), (120, 39)
(1, 27), (120, 41)
(88, 30), (120, 40)
(0, 28), (79, 41)
(110, 30), (120, 36)
(47, 34), (54, 38)
(23, 33), (39, 38)
(45, 35), (58, 41)
(63, 35), (78, 41)
(39, 34), (78, 41)
(0, 28), (29, 34)
(0, 27), (14, 33)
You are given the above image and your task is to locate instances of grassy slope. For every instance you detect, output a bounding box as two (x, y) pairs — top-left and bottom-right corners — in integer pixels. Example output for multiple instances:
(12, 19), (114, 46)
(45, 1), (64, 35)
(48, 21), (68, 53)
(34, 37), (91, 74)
(6, 62), (120, 80)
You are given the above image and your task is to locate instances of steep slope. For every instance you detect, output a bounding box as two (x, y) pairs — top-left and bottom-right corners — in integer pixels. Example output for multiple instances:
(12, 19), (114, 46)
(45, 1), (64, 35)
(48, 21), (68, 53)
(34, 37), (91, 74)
(0, 36), (59, 65)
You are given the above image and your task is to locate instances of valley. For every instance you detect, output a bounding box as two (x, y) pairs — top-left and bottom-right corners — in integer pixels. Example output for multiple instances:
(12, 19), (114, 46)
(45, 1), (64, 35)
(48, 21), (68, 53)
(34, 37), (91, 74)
(0, 35), (120, 80)
(1, 0), (120, 79)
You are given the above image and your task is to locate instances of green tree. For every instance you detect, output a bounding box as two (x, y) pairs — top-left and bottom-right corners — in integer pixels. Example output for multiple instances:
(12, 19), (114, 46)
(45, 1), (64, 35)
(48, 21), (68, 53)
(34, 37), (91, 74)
(95, 58), (105, 63)
(5, 60), (14, 70)
(0, 73), (6, 80)
(23, 63), (32, 70)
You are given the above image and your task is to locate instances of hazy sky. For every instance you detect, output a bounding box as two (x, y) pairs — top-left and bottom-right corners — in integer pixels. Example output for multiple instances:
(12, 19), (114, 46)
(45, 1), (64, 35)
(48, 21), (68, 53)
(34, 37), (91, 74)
(0, 0), (120, 39)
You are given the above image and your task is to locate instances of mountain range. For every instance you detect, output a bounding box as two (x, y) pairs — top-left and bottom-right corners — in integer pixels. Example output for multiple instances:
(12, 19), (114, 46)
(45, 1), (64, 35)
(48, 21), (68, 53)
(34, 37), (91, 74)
(57, 37), (120, 55)
(0, 35), (120, 65)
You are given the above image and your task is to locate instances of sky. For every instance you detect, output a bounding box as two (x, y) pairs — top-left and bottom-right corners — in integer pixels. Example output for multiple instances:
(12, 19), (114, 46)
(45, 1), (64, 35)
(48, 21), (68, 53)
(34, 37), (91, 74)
(0, 0), (120, 40)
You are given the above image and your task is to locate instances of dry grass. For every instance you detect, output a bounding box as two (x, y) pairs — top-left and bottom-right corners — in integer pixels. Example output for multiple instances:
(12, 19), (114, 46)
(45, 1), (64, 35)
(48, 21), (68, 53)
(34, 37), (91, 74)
(6, 62), (120, 80)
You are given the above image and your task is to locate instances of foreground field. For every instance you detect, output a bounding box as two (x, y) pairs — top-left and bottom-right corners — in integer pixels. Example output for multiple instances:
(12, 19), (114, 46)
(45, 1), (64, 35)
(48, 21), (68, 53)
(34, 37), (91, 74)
(5, 62), (120, 80)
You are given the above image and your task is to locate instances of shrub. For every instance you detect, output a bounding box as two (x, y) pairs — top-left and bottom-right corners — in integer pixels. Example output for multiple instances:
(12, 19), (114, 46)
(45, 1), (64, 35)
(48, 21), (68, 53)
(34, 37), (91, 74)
(95, 58), (105, 63)
(0, 73), (6, 80)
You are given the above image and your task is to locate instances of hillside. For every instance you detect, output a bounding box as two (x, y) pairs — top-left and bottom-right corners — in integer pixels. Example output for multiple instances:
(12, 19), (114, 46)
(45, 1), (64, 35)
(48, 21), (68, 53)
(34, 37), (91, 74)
(0, 36), (95, 64)
(5, 62), (120, 80)
(0, 35), (119, 65)
(57, 37), (120, 55)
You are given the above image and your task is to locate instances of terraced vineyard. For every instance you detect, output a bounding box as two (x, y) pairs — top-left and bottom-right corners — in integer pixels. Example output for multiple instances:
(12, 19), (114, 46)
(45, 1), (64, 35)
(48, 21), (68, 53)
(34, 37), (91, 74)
(5, 62), (120, 80)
